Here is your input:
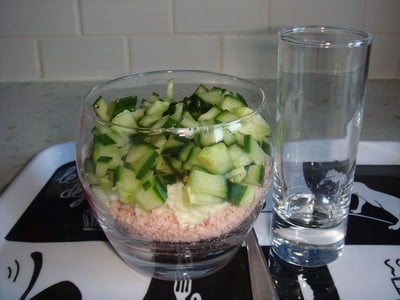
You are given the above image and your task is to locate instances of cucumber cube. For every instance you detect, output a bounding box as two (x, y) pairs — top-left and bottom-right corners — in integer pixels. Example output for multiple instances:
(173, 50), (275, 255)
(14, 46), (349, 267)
(196, 88), (223, 105)
(187, 168), (227, 199)
(145, 99), (169, 116)
(197, 106), (222, 121)
(244, 135), (266, 165)
(135, 176), (167, 211)
(220, 94), (247, 112)
(186, 187), (224, 205)
(226, 166), (247, 183)
(93, 96), (111, 121)
(243, 164), (264, 186)
(111, 96), (137, 118)
(215, 110), (238, 123)
(227, 182), (257, 207)
(126, 144), (159, 179)
(197, 127), (224, 147)
(115, 166), (141, 192)
(197, 142), (234, 174)
(236, 109), (271, 142)
(228, 144), (253, 167)
(111, 110), (138, 133)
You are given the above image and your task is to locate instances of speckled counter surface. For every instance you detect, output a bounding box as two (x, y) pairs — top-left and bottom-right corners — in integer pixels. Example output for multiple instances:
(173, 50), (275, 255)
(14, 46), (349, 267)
(0, 79), (399, 193)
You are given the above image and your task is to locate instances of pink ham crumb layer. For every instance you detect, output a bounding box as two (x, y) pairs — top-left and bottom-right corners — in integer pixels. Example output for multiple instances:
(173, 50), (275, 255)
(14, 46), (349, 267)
(109, 195), (262, 243)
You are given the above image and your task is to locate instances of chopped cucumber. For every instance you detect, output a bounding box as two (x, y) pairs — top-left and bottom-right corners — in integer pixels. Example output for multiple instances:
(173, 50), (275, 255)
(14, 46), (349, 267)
(93, 133), (116, 146)
(178, 143), (195, 162)
(93, 96), (111, 121)
(243, 135), (266, 165)
(179, 111), (199, 128)
(222, 128), (237, 146)
(228, 144), (253, 168)
(197, 106), (222, 122)
(152, 135), (168, 151)
(227, 182), (257, 207)
(226, 166), (247, 183)
(111, 110), (138, 132)
(145, 99), (169, 116)
(111, 96), (137, 118)
(169, 157), (184, 174)
(215, 110), (238, 123)
(185, 186), (224, 205)
(115, 166), (141, 194)
(126, 144), (159, 179)
(197, 142), (233, 174)
(197, 127), (224, 147)
(183, 146), (201, 171)
(165, 79), (174, 101)
(162, 136), (185, 155)
(92, 142), (122, 170)
(243, 164), (264, 186)
(194, 84), (208, 95)
(235, 108), (271, 142)
(135, 176), (167, 211)
(138, 113), (161, 127)
(155, 156), (174, 175)
(196, 88), (223, 105)
(171, 102), (183, 122)
(86, 80), (272, 214)
(220, 94), (247, 112)
(187, 168), (227, 199)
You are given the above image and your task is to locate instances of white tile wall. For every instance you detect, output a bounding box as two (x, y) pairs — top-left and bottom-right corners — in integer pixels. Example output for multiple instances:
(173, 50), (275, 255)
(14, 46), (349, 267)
(222, 34), (277, 79)
(81, 0), (173, 34)
(174, 0), (269, 33)
(41, 37), (129, 80)
(369, 33), (400, 78)
(130, 36), (220, 73)
(0, 0), (399, 81)
(0, 39), (39, 80)
(0, 0), (79, 37)
(270, 0), (363, 30)
(364, 0), (400, 33)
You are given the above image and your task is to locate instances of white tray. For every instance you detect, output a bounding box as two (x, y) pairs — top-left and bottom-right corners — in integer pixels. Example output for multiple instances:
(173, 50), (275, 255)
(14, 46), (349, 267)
(0, 141), (399, 299)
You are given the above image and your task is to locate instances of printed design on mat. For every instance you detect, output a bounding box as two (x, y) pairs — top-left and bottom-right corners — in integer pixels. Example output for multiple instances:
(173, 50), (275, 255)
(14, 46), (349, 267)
(352, 182), (400, 230)
(5, 252), (81, 300)
(384, 258), (400, 296)
(57, 164), (86, 208)
(173, 279), (202, 300)
(5, 162), (106, 243)
(2, 162), (399, 299)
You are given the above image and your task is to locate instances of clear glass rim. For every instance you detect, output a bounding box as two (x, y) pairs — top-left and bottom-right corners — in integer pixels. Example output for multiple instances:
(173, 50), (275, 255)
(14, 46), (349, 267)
(279, 25), (373, 48)
(82, 69), (267, 134)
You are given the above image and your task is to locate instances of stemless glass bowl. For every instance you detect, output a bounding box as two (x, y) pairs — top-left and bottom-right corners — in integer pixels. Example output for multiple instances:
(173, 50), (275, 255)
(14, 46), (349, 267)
(76, 70), (273, 280)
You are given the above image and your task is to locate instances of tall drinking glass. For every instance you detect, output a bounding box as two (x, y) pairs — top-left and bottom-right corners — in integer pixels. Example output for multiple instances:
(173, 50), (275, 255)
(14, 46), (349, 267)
(272, 25), (373, 267)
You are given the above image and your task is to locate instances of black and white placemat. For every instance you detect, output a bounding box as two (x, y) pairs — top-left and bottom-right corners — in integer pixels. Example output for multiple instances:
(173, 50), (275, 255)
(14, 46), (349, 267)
(0, 142), (399, 299)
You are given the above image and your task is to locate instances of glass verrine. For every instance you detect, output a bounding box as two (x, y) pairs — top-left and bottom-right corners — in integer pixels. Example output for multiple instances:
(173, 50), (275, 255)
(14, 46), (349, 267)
(76, 70), (273, 280)
(272, 26), (373, 267)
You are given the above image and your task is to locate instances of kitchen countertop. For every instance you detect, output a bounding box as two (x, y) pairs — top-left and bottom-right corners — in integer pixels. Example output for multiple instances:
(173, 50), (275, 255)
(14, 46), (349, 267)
(0, 79), (399, 193)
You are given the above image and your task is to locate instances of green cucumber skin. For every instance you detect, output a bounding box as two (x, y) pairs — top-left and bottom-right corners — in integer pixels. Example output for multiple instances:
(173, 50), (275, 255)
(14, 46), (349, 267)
(86, 82), (271, 211)
(112, 96), (137, 118)
(93, 96), (111, 121)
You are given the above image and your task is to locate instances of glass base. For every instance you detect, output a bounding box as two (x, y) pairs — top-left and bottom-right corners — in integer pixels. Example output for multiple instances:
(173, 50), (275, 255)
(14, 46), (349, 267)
(271, 213), (346, 267)
(119, 246), (239, 280)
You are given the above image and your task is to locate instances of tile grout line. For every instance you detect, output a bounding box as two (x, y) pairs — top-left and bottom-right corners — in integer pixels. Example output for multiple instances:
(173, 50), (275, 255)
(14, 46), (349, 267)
(125, 37), (132, 74)
(75, 0), (84, 36)
(360, 0), (367, 29)
(35, 39), (44, 79)
(267, 0), (272, 31)
(172, 0), (176, 34)
(220, 36), (224, 73)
